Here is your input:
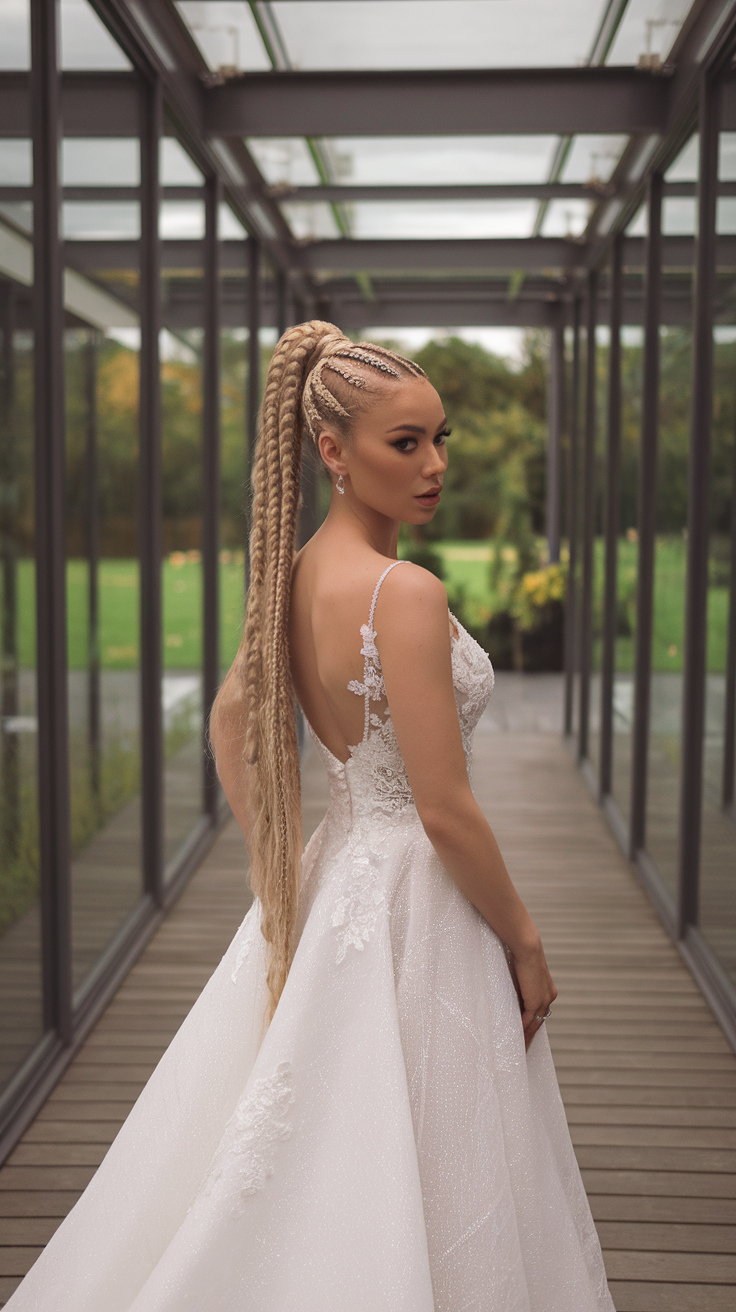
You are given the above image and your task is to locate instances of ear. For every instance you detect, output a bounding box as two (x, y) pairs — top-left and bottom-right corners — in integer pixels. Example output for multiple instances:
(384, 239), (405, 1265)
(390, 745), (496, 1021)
(318, 428), (348, 478)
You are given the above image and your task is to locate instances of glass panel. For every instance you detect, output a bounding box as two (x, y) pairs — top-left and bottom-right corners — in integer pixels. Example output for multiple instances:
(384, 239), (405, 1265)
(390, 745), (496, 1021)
(61, 0), (131, 70)
(65, 309), (144, 994)
(220, 328), (247, 681)
(62, 139), (140, 187)
(161, 275), (204, 869)
(612, 318), (644, 823)
(2, 0), (30, 68)
(285, 199), (539, 241)
(698, 81), (736, 988)
(645, 131), (697, 894)
(0, 268), (43, 1102)
(249, 1), (603, 71)
(607, 0), (693, 68)
(0, 6), (44, 1107)
(250, 135), (559, 188)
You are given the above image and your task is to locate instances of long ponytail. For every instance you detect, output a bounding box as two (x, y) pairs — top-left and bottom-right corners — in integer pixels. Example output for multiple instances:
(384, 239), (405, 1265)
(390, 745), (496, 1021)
(211, 321), (426, 1019)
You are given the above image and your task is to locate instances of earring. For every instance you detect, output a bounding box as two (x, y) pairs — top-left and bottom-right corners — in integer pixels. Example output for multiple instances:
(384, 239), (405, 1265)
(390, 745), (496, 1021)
(336, 474), (345, 495)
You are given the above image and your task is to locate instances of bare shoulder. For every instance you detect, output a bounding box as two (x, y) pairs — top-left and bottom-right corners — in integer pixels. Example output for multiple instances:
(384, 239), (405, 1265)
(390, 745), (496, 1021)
(375, 562), (449, 643)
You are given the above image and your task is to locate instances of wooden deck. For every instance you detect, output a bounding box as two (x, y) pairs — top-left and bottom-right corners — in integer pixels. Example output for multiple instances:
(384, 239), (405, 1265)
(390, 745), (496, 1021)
(1, 720), (735, 1310)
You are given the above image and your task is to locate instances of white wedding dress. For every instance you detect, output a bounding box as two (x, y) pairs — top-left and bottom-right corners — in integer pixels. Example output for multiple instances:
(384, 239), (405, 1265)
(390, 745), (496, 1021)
(7, 560), (615, 1311)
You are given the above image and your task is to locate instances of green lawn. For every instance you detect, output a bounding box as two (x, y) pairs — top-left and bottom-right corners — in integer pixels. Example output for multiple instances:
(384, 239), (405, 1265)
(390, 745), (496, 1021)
(15, 556), (246, 671)
(9, 538), (731, 675)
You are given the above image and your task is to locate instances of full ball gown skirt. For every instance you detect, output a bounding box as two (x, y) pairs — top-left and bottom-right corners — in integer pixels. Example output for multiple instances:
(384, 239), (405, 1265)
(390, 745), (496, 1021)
(6, 562), (616, 1311)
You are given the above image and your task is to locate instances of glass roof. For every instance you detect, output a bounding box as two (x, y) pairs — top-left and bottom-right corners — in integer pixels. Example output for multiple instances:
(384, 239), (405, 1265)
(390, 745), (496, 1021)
(61, 0), (131, 70)
(0, 141), (32, 186)
(1, 0), (29, 69)
(283, 198), (540, 240)
(607, 0), (693, 67)
(249, 136), (560, 188)
(178, 1), (603, 72)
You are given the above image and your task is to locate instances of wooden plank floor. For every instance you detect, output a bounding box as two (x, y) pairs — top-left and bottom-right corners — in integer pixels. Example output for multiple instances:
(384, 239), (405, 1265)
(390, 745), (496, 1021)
(1, 725), (735, 1310)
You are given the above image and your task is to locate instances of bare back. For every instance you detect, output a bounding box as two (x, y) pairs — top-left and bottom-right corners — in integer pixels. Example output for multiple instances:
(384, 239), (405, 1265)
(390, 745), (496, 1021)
(289, 537), (400, 763)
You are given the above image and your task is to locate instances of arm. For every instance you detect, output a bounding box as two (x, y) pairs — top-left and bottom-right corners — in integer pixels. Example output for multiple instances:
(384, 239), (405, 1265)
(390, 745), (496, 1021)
(377, 567), (557, 1048)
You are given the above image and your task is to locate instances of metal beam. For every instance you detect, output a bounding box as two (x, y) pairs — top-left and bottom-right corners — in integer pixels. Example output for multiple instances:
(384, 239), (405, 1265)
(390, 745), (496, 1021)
(599, 233), (624, 800)
(31, 0), (73, 1044)
(578, 270), (598, 765)
(547, 316), (565, 564)
(564, 299), (582, 738)
(203, 67), (670, 138)
(58, 235), (736, 278)
(272, 183), (617, 204)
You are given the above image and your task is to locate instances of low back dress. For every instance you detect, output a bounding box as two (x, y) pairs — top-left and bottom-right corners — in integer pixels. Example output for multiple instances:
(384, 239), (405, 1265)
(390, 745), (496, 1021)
(6, 559), (615, 1312)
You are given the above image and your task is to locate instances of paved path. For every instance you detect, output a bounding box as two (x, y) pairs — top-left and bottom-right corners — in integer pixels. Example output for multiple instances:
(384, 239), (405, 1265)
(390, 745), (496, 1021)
(1, 699), (735, 1309)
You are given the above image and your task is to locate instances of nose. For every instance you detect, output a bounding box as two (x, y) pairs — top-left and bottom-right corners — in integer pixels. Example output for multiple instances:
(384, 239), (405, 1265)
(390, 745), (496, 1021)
(422, 443), (447, 478)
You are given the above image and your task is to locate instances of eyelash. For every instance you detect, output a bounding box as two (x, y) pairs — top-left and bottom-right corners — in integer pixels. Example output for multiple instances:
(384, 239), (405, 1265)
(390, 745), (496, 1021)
(392, 429), (451, 453)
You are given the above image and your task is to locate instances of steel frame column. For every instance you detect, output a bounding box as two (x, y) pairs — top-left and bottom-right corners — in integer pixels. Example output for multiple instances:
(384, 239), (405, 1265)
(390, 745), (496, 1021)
(245, 235), (261, 586)
(139, 75), (164, 906)
(600, 235), (624, 798)
(629, 172), (663, 860)
(578, 270), (598, 764)
(246, 235), (261, 481)
(563, 298), (581, 737)
(31, 0), (72, 1043)
(678, 78), (721, 935)
(202, 174), (221, 821)
(546, 314), (564, 564)
(276, 268), (288, 340)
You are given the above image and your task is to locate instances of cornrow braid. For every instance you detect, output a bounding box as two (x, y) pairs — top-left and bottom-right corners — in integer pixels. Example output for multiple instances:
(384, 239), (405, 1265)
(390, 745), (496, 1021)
(210, 321), (428, 1023)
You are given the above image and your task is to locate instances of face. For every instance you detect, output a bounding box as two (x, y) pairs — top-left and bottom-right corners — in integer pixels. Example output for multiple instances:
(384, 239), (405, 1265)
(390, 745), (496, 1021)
(318, 377), (449, 526)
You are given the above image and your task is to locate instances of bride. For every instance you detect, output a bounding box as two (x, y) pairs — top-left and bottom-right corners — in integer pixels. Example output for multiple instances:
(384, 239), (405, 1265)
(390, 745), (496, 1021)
(7, 323), (614, 1310)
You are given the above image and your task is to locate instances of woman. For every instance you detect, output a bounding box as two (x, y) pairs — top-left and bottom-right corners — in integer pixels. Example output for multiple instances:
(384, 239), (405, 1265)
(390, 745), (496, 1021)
(6, 323), (614, 1311)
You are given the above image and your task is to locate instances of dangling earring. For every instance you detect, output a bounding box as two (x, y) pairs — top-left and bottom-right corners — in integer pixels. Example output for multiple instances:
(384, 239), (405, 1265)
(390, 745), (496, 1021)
(336, 474), (345, 495)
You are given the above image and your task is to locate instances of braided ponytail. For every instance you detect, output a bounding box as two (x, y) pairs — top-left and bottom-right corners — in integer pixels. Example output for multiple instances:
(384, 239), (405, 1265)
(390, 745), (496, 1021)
(211, 321), (426, 1020)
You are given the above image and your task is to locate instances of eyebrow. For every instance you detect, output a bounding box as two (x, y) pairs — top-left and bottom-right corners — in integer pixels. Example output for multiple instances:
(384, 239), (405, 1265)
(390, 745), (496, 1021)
(387, 418), (448, 434)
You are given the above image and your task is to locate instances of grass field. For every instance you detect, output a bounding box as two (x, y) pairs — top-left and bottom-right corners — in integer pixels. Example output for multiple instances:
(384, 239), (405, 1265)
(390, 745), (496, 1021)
(8, 538), (730, 675)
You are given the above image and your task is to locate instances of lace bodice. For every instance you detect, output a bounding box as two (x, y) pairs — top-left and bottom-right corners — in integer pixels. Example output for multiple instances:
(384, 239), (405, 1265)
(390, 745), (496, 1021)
(308, 560), (495, 826)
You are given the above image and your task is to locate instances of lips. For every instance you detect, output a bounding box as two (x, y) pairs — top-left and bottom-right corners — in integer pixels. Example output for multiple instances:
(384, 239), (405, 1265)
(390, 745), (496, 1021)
(415, 488), (442, 504)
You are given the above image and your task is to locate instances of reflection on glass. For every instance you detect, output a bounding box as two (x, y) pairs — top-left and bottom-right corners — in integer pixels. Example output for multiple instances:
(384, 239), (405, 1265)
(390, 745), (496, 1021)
(645, 324), (692, 894)
(161, 326), (204, 871)
(65, 328), (143, 993)
(611, 322), (643, 824)
(0, 275), (44, 1103)
(221, 329), (247, 680)
(698, 109), (736, 987)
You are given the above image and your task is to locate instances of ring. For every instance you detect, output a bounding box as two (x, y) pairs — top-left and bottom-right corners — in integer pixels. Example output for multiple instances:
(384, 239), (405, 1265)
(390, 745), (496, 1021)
(534, 1009), (553, 1021)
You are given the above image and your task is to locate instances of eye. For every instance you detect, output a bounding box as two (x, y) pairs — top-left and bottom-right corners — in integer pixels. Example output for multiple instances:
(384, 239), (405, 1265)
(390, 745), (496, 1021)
(434, 428), (451, 445)
(393, 437), (417, 452)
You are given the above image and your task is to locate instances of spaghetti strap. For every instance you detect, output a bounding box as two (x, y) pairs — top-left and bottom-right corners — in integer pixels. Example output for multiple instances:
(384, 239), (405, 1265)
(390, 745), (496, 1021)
(348, 559), (412, 743)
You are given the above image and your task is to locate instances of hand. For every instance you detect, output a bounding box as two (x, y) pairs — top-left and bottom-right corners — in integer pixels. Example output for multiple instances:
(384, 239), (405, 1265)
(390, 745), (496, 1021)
(507, 939), (557, 1050)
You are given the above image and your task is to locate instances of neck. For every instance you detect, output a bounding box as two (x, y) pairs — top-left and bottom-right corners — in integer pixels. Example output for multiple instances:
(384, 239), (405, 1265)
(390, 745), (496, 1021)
(322, 487), (400, 557)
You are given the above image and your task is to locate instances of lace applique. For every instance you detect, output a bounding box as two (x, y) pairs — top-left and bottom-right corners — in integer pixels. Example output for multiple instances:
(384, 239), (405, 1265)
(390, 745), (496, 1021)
(332, 853), (385, 963)
(330, 569), (493, 966)
(450, 619), (495, 760)
(203, 1062), (295, 1209)
(230, 904), (260, 984)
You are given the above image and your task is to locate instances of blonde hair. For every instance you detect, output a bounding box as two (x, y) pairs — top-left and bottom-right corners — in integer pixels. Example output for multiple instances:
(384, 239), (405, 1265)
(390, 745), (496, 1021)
(211, 322), (427, 1020)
